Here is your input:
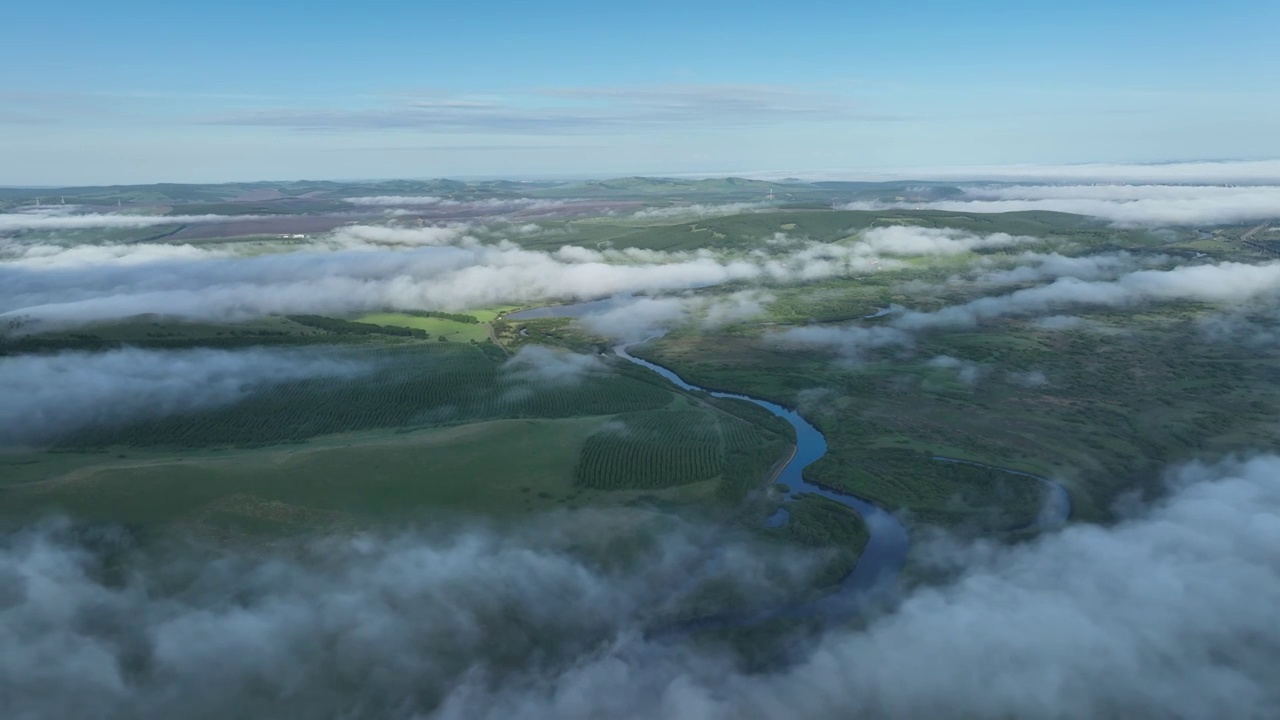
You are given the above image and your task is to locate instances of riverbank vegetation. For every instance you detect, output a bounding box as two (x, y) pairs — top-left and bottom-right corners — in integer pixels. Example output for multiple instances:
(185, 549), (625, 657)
(8, 191), (1277, 614)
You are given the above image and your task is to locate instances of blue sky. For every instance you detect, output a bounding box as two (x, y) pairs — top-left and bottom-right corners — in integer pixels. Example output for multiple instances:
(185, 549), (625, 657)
(1, 0), (1277, 184)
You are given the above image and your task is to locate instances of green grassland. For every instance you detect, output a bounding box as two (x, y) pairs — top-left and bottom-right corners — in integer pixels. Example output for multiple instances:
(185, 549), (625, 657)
(0, 176), (977, 209)
(8, 195), (1248, 587)
(578, 216), (1280, 530)
(506, 208), (1159, 256)
(356, 312), (491, 342)
(0, 417), (727, 536)
(0, 178), (563, 210)
(3, 317), (798, 541)
(1, 315), (396, 354)
(55, 342), (673, 449)
(3, 310), (504, 355)
(468, 306), (519, 322)
(628, 297), (1280, 528)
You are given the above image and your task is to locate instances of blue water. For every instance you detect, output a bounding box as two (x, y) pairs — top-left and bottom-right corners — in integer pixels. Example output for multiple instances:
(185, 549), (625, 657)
(614, 343), (911, 618)
(512, 296), (1071, 624)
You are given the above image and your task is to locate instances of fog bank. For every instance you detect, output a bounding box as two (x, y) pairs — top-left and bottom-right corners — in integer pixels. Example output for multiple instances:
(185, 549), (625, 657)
(0, 212), (267, 233)
(845, 184), (1280, 226)
(0, 347), (372, 445)
(2, 456), (1278, 718)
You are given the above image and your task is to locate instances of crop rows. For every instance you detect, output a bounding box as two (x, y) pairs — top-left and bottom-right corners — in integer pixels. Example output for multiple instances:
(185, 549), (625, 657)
(574, 408), (786, 496)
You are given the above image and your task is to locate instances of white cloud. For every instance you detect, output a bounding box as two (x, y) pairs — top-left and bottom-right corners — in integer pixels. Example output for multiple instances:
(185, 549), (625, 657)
(631, 203), (772, 220)
(845, 184), (1280, 227)
(5, 455), (1280, 717)
(573, 291), (774, 342)
(853, 226), (1039, 256)
(326, 224), (469, 247)
(579, 297), (691, 342)
(770, 324), (914, 361)
(0, 347), (371, 445)
(895, 260), (1280, 331)
(344, 196), (571, 213)
(773, 256), (1280, 360)
(745, 159), (1280, 185)
(0, 212), (266, 233)
(698, 290), (774, 328)
(973, 251), (1160, 285)
(1033, 315), (1090, 331)
(1007, 369), (1048, 387)
(926, 355), (985, 385)
(0, 225), (895, 333)
(0, 241), (235, 268)
(553, 245), (605, 263)
(0, 224), (476, 270)
(501, 345), (605, 385)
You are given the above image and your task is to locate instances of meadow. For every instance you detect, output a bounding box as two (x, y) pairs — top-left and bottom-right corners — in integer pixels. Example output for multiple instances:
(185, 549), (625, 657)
(3, 319), (794, 539)
(7, 191), (1267, 597)
(53, 342), (671, 448)
(356, 312), (491, 342)
(0, 418), (726, 535)
(630, 291), (1280, 529)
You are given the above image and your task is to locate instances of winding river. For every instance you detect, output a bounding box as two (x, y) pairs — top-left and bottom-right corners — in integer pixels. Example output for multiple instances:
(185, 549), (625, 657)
(507, 302), (1072, 621)
(613, 343), (910, 616)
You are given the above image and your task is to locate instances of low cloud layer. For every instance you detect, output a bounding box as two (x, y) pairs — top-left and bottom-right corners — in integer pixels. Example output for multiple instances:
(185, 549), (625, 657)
(0, 513), (816, 719)
(973, 251), (1163, 285)
(772, 324), (914, 362)
(501, 345), (605, 385)
(3, 456), (1278, 718)
(854, 226), (1038, 256)
(344, 196), (571, 213)
(578, 291), (775, 342)
(1007, 369), (1048, 387)
(632, 202), (773, 220)
(753, 159), (1280, 185)
(845, 184), (1280, 226)
(0, 241), (236, 268)
(0, 217), (1073, 334)
(579, 296), (691, 343)
(896, 260), (1280, 331)
(775, 227), (1037, 281)
(776, 258), (1280, 359)
(926, 355), (985, 385)
(0, 347), (371, 445)
(0, 222), (895, 332)
(0, 244), (762, 332)
(0, 224), (478, 270)
(0, 212), (266, 233)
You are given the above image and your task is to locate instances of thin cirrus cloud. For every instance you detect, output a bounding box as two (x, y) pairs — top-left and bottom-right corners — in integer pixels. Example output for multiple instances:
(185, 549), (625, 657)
(203, 84), (883, 133)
